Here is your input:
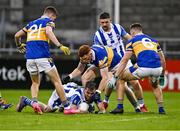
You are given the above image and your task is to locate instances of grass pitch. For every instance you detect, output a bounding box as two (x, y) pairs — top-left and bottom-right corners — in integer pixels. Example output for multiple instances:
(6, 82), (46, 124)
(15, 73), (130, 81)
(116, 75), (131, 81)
(0, 89), (180, 130)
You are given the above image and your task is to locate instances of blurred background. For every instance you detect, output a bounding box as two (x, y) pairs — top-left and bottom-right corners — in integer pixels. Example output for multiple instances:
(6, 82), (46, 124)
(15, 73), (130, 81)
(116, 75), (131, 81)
(0, 0), (180, 91)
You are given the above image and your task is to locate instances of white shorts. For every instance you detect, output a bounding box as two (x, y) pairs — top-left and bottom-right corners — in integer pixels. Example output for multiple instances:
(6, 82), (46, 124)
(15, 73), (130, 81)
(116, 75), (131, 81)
(130, 66), (163, 82)
(26, 58), (55, 75)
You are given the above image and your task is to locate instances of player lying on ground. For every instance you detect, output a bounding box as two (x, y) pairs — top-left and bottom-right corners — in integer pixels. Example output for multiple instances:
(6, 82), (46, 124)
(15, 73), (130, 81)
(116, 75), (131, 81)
(16, 81), (105, 114)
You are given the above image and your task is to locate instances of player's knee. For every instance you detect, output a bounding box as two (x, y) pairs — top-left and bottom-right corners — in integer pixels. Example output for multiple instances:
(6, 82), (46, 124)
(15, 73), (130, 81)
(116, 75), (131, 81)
(151, 80), (158, 89)
(130, 80), (141, 89)
(32, 82), (40, 88)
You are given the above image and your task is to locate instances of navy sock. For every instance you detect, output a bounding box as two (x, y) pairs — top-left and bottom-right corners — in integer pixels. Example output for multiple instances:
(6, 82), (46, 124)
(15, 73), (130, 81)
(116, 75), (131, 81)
(24, 97), (33, 106)
(117, 104), (123, 109)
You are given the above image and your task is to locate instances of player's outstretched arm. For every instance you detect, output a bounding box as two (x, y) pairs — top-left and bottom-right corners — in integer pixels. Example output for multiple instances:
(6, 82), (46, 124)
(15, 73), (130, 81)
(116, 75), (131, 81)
(46, 26), (70, 55)
(14, 29), (26, 53)
(63, 62), (86, 83)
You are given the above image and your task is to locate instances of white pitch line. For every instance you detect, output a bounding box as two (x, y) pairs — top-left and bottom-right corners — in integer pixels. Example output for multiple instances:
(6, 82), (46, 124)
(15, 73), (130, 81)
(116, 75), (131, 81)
(94, 116), (164, 123)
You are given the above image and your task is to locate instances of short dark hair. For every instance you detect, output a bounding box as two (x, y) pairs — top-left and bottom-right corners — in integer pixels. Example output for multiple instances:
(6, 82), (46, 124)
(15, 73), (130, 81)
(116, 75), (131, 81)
(85, 81), (96, 90)
(44, 6), (59, 16)
(78, 45), (91, 57)
(130, 23), (142, 31)
(99, 12), (110, 19)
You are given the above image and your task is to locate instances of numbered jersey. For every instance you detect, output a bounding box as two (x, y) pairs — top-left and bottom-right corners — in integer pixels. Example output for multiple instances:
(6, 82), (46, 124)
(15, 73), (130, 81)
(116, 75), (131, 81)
(93, 23), (127, 57)
(126, 34), (161, 68)
(91, 44), (122, 69)
(24, 16), (55, 59)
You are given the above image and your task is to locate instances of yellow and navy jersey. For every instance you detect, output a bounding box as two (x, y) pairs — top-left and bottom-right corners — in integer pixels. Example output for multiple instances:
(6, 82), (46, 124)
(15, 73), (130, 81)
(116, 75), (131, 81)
(90, 45), (121, 69)
(126, 34), (161, 68)
(23, 16), (55, 59)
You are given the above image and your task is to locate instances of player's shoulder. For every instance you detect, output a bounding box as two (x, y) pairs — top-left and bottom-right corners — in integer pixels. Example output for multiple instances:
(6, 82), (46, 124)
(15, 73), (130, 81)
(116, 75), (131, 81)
(143, 34), (158, 43)
(113, 23), (124, 29)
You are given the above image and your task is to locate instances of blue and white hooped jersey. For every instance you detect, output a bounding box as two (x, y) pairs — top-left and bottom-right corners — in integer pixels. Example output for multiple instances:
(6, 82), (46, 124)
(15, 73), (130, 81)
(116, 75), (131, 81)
(126, 34), (161, 68)
(48, 82), (83, 110)
(93, 23), (127, 57)
(90, 44), (122, 69)
(23, 15), (55, 59)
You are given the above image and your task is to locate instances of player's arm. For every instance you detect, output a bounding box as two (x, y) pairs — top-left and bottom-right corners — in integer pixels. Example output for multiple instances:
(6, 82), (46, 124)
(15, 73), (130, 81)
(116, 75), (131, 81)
(123, 33), (132, 41)
(70, 62), (86, 78)
(63, 62), (86, 83)
(115, 51), (133, 77)
(120, 25), (132, 41)
(46, 26), (70, 55)
(158, 50), (166, 75)
(96, 102), (106, 113)
(14, 28), (27, 53)
(98, 67), (109, 92)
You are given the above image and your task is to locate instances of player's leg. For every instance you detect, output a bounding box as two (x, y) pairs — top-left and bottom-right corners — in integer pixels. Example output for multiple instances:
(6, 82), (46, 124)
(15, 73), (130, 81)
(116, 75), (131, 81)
(46, 67), (68, 106)
(125, 85), (141, 112)
(128, 80), (148, 112)
(29, 74), (43, 114)
(81, 65), (99, 87)
(16, 95), (50, 113)
(110, 79), (126, 114)
(46, 67), (78, 114)
(121, 67), (149, 112)
(150, 76), (165, 114)
(38, 102), (52, 113)
(103, 72), (114, 109)
(0, 93), (13, 109)
(30, 74), (40, 102)
(121, 68), (138, 80)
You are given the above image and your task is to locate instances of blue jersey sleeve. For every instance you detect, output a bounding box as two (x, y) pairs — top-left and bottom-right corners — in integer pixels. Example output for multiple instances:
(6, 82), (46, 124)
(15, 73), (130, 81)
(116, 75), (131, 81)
(120, 25), (128, 37)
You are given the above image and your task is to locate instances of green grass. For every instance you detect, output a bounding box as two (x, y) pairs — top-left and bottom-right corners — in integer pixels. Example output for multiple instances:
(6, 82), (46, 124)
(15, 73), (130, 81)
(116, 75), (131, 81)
(0, 90), (180, 130)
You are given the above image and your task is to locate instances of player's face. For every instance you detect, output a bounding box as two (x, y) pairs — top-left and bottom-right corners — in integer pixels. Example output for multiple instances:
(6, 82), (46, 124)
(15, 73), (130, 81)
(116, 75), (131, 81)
(130, 29), (136, 37)
(48, 13), (57, 21)
(80, 51), (92, 64)
(99, 18), (111, 32)
(84, 88), (95, 100)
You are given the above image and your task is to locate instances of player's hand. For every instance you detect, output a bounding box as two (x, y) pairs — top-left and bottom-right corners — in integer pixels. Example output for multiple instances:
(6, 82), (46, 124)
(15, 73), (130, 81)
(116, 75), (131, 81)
(107, 75), (117, 89)
(88, 105), (95, 113)
(62, 75), (71, 84)
(59, 45), (70, 55)
(17, 43), (26, 54)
